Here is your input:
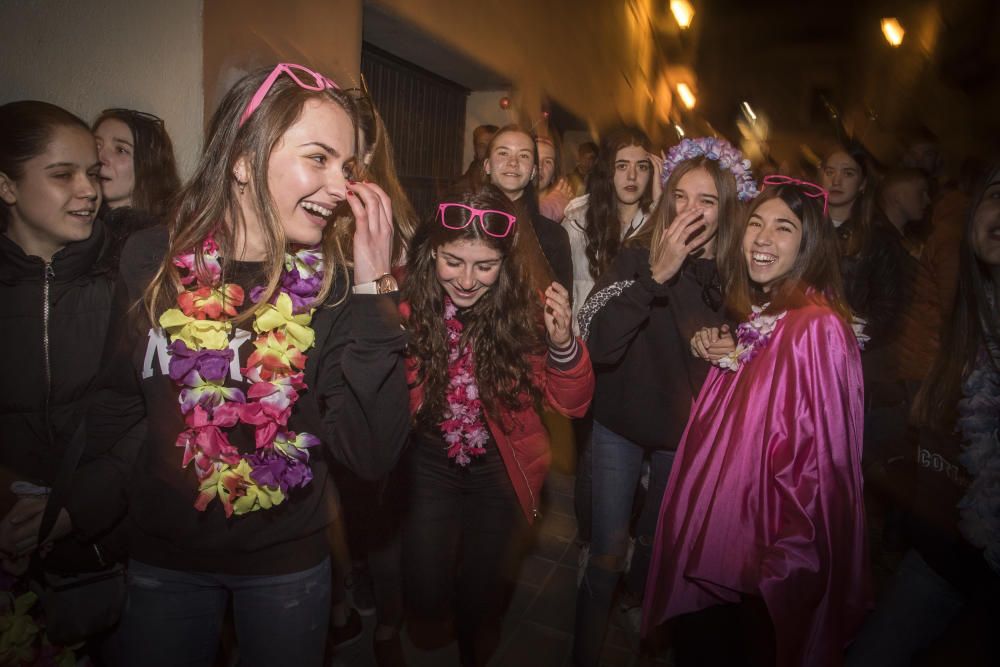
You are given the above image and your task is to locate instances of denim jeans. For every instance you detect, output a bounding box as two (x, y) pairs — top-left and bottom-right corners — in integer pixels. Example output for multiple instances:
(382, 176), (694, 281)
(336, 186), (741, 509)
(573, 421), (675, 666)
(572, 413), (594, 544)
(117, 557), (331, 667)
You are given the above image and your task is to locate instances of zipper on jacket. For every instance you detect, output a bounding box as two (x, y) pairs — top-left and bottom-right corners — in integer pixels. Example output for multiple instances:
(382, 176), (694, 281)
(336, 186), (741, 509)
(508, 444), (541, 520)
(42, 262), (54, 418)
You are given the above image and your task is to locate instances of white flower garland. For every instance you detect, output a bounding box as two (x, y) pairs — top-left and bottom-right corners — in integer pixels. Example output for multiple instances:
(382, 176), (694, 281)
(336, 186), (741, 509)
(957, 357), (1000, 574)
(715, 305), (787, 372)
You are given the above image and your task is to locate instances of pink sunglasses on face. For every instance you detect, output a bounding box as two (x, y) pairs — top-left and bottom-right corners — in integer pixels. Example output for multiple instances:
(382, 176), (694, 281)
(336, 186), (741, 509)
(437, 203), (517, 238)
(239, 63), (340, 127)
(762, 175), (830, 216)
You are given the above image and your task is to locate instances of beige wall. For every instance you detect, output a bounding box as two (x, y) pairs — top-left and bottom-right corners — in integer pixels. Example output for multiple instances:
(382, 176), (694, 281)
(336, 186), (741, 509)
(203, 0), (363, 122)
(0, 0), (667, 176)
(462, 90), (514, 166)
(0, 0), (204, 177)
(371, 0), (671, 136)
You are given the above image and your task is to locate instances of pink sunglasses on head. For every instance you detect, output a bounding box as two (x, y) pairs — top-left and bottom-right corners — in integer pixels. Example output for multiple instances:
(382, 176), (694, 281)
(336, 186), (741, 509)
(437, 203), (517, 238)
(240, 63), (340, 127)
(762, 175), (830, 216)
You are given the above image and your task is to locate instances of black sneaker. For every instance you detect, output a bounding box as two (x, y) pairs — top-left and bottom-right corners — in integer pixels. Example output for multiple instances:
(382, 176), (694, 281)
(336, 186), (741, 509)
(328, 608), (364, 650)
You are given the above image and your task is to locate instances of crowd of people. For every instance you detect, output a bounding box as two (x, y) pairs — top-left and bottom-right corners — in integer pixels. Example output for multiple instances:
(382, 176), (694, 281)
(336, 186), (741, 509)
(0, 60), (997, 667)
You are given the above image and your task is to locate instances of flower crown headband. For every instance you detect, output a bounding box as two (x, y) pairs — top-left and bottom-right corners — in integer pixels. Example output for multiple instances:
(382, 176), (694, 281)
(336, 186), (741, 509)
(661, 137), (759, 202)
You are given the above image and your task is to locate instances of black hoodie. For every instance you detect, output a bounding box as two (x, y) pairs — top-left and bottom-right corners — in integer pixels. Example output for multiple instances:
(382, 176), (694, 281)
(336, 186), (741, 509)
(579, 246), (725, 451)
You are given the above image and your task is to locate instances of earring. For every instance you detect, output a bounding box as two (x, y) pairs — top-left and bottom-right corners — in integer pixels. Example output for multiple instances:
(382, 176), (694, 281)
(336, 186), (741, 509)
(238, 181), (247, 195)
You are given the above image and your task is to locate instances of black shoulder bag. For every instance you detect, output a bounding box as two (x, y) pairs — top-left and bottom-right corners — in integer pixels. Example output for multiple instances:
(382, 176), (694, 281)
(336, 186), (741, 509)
(30, 421), (127, 646)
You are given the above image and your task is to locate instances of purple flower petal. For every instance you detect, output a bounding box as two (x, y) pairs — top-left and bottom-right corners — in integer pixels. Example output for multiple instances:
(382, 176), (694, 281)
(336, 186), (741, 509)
(168, 340), (233, 383)
(248, 451), (313, 492)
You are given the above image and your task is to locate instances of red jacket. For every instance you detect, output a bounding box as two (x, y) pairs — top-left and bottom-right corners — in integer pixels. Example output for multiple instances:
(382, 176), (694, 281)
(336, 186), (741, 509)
(402, 305), (594, 523)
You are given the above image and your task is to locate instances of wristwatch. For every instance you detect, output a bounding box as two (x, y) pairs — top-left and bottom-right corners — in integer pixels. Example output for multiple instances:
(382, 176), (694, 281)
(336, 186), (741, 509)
(352, 273), (398, 295)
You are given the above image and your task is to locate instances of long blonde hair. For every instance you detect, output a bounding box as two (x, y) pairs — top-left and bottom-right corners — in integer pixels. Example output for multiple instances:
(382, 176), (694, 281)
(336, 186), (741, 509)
(334, 90), (416, 266)
(630, 156), (741, 287)
(143, 67), (359, 326)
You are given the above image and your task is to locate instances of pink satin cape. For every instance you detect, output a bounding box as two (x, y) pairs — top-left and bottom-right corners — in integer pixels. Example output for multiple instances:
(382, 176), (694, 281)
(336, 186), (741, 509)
(641, 302), (872, 666)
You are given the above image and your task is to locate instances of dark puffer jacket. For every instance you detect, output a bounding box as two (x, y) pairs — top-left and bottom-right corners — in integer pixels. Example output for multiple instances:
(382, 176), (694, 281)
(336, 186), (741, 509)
(0, 222), (113, 516)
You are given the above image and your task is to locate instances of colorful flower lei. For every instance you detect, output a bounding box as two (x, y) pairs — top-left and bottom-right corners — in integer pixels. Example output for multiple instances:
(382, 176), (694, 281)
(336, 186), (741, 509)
(956, 353), (1000, 574)
(662, 137), (759, 202)
(440, 297), (490, 466)
(159, 237), (323, 517)
(0, 581), (75, 667)
(714, 305), (786, 372)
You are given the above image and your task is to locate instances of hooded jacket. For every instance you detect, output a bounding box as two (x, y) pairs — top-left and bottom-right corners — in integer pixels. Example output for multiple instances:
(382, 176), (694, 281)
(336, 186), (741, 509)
(0, 222), (112, 514)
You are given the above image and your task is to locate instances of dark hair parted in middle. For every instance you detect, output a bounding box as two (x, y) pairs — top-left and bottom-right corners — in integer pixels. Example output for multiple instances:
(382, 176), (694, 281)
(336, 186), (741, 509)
(822, 140), (877, 257)
(912, 160), (1000, 430)
(92, 108), (181, 218)
(583, 125), (653, 280)
(723, 183), (850, 323)
(403, 186), (546, 426)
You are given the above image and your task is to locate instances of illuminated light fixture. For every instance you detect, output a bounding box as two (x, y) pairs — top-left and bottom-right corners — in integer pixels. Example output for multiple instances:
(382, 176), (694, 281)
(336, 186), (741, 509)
(674, 124), (686, 138)
(670, 0), (694, 29)
(676, 83), (696, 110)
(881, 18), (904, 46)
(741, 101), (757, 123)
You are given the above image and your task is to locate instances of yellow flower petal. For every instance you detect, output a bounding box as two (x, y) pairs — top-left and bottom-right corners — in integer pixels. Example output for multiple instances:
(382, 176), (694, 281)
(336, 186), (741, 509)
(253, 293), (315, 351)
(159, 307), (191, 331)
(160, 308), (232, 349)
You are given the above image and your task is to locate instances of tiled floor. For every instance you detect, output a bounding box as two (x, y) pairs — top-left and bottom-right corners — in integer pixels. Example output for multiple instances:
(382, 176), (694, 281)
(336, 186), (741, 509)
(330, 468), (665, 667)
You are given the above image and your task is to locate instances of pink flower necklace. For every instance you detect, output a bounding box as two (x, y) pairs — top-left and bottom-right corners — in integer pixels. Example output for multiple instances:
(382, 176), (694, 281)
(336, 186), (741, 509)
(158, 236), (324, 517)
(440, 297), (490, 466)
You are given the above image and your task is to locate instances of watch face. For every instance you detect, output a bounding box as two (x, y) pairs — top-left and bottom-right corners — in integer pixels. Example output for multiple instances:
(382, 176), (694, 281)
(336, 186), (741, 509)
(376, 274), (398, 294)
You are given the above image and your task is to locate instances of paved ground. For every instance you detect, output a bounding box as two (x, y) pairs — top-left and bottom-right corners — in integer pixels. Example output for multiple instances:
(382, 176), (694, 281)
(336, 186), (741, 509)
(327, 418), (994, 666)
(331, 469), (662, 667)
(328, 411), (684, 666)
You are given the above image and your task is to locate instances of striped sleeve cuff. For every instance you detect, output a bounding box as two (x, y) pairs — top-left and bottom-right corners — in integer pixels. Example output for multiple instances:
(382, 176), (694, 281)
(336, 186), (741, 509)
(547, 337), (581, 369)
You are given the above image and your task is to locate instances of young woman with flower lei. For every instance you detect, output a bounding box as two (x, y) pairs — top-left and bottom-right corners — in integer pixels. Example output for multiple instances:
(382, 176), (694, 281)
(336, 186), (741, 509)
(845, 162), (1000, 665)
(52, 64), (410, 666)
(399, 186), (593, 665)
(645, 181), (871, 666)
(572, 137), (754, 666)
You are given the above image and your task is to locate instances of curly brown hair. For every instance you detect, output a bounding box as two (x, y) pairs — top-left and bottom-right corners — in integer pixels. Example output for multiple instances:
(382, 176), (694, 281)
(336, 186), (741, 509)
(403, 186), (546, 427)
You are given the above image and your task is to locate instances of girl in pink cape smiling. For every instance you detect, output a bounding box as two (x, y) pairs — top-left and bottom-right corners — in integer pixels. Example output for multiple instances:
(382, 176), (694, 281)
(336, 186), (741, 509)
(643, 177), (872, 666)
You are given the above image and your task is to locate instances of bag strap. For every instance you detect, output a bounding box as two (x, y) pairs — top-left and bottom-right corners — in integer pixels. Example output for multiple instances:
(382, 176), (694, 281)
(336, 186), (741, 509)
(38, 419), (87, 545)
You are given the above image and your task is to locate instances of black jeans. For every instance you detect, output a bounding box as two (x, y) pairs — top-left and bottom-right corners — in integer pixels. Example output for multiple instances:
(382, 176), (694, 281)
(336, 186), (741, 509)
(672, 597), (776, 667)
(331, 464), (405, 628)
(572, 411), (593, 544)
(402, 435), (526, 665)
